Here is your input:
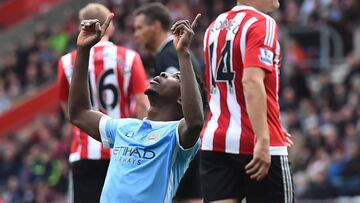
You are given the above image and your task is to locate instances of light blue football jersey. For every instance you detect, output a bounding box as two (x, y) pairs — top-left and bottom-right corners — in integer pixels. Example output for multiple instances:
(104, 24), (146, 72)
(98, 115), (200, 203)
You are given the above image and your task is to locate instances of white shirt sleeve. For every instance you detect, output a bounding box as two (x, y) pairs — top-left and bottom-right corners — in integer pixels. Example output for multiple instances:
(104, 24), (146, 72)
(175, 119), (200, 161)
(99, 115), (112, 148)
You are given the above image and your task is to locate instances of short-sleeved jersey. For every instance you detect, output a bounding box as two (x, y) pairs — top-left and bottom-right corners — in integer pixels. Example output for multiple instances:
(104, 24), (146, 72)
(57, 41), (148, 162)
(98, 116), (199, 203)
(202, 5), (287, 155)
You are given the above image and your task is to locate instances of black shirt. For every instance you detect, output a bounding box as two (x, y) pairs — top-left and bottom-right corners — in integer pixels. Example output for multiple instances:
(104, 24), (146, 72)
(154, 40), (200, 77)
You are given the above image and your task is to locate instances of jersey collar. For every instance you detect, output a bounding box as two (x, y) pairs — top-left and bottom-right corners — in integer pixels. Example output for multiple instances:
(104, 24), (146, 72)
(143, 117), (180, 129)
(94, 41), (114, 47)
(231, 5), (258, 12)
(157, 35), (174, 54)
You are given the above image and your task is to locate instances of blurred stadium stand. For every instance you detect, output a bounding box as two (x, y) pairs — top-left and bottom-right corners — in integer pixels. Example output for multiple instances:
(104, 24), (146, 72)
(0, 0), (104, 134)
(0, 0), (62, 30)
(0, 0), (359, 202)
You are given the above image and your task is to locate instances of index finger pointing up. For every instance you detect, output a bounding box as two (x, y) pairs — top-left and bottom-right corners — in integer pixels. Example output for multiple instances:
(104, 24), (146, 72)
(101, 13), (114, 31)
(191, 13), (202, 30)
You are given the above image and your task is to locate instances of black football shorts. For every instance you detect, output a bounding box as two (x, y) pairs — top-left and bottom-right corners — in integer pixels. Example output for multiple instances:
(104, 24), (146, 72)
(174, 152), (202, 200)
(70, 159), (110, 203)
(200, 151), (294, 203)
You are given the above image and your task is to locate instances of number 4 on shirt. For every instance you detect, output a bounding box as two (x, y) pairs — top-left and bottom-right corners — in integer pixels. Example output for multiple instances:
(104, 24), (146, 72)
(209, 40), (235, 94)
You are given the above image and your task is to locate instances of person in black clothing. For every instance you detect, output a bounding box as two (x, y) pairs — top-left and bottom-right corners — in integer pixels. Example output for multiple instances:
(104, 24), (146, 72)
(134, 2), (200, 78)
(134, 3), (202, 203)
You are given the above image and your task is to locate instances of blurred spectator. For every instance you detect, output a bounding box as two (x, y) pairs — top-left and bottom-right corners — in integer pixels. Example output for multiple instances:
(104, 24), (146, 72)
(0, 112), (70, 203)
(0, 81), (10, 113)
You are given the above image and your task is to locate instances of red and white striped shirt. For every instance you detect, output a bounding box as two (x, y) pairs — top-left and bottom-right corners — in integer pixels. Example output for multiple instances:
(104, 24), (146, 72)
(57, 41), (148, 162)
(201, 5), (287, 155)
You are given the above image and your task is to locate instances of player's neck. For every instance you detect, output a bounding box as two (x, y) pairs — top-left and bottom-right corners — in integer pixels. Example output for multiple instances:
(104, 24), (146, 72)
(237, 0), (270, 13)
(237, 1), (258, 10)
(147, 106), (181, 122)
(100, 35), (110, 42)
(146, 97), (182, 121)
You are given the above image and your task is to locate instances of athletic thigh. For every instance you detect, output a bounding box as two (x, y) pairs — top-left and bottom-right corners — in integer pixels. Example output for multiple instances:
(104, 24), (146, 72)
(245, 156), (294, 203)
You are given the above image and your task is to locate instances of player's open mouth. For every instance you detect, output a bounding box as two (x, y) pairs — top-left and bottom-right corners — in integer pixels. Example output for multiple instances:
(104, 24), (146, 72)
(149, 80), (159, 85)
(150, 77), (161, 85)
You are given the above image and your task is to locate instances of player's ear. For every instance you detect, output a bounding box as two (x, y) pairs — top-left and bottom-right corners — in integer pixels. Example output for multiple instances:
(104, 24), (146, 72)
(153, 20), (162, 31)
(106, 22), (115, 38)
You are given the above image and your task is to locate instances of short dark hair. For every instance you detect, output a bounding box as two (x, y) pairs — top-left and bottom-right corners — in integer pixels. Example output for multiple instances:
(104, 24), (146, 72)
(195, 74), (209, 115)
(134, 2), (172, 31)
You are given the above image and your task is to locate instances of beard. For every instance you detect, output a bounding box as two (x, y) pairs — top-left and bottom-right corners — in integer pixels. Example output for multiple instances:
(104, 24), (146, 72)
(144, 33), (157, 53)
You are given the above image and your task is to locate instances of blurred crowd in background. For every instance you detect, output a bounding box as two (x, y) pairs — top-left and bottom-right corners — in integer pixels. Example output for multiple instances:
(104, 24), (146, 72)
(0, 0), (359, 202)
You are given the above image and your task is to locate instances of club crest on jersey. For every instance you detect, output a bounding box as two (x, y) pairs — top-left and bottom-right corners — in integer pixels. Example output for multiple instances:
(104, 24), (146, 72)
(147, 133), (160, 144)
(259, 47), (274, 66)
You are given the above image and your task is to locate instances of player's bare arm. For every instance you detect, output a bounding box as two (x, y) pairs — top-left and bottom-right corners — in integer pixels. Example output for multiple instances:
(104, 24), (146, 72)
(242, 67), (271, 181)
(172, 14), (204, 149)
(68, 14), (114, 141)
(283, 127), (294, 147)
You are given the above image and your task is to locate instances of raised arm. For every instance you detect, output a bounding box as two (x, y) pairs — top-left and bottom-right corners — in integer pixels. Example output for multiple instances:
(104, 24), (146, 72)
(171, 14), (204, 149)
(68, 14), (114, 141)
